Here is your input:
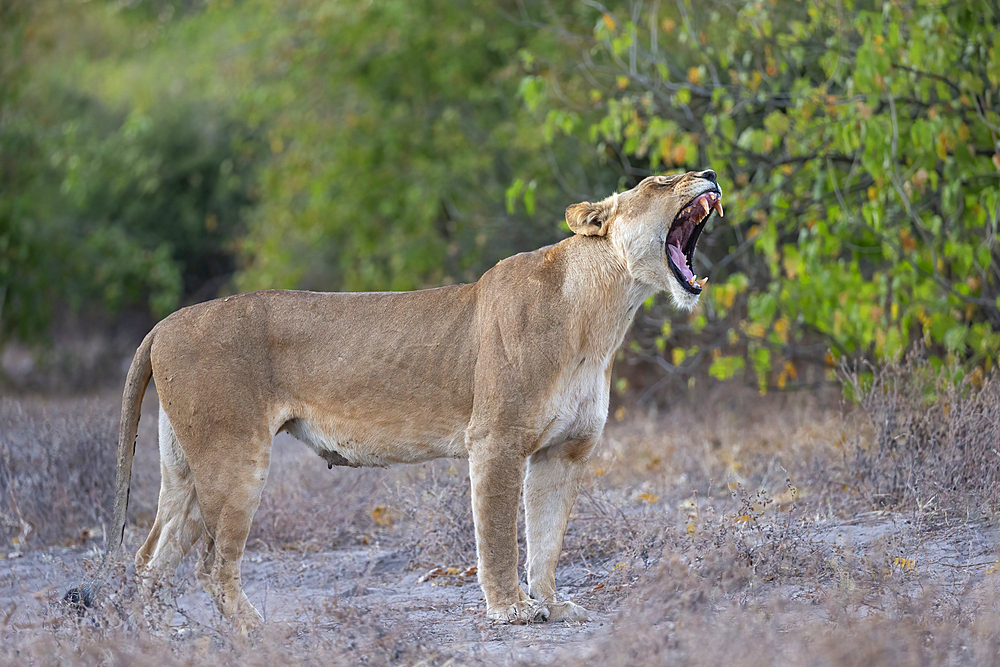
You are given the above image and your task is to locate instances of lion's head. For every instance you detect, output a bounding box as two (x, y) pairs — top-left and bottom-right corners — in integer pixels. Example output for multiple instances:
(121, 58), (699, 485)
(565, 169), (723, 311)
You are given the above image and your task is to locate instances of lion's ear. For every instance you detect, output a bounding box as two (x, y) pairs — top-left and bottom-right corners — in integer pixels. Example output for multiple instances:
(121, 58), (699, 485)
(566, 199), (612, 236)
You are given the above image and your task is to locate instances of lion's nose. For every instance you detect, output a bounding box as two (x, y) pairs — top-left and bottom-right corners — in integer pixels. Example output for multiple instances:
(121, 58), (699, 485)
(696, 169), (717, 184)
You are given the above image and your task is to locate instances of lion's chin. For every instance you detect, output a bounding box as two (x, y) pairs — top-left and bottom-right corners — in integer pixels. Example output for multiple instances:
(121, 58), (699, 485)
(665, 275), (701, 312)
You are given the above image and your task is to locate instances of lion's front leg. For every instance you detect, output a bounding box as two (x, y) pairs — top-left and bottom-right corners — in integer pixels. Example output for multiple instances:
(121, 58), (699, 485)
(523, 437), (594, 622)
(467, 435), (549, 624)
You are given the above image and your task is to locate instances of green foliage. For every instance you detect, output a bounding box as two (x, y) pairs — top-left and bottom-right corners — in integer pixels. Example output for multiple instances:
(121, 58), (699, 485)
(708, 354), (745, 381)
(1, 96), (251, 340)
(6, 0), (997, 402)
(517, 0), (1000, 389)
(225, 0), (583, 293)
(1, 1), (255, 343)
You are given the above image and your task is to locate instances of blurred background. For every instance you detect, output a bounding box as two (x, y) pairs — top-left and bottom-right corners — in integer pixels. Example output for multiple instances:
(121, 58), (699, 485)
(2, 5), (1000, 658)
(2, 0), (998, 396)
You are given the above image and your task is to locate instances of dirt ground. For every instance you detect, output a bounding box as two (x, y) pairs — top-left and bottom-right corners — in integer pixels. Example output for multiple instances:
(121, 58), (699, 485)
(2, 381), (999, 665)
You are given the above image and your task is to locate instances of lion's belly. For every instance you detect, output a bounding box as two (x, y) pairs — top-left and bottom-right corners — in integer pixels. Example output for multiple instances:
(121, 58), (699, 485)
(278, 353), (612, 467)
(281, 413), (469, 467)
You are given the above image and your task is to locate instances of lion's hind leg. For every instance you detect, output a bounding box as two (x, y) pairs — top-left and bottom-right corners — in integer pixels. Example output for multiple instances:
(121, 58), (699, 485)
(134, 407), (205, 626)
(523, 436), (594, 622)
(183, 422), (272, 635)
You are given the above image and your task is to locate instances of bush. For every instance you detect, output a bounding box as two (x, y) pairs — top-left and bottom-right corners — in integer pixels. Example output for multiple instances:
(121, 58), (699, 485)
(0, 398), (118, 551)
(1, 0), (257, 345)
(516, 0), (1000, 390)
(842, 350), (1000, 512)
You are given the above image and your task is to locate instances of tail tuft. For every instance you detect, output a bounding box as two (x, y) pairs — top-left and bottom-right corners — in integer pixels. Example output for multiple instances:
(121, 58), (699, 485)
(62, 584), (94, 615)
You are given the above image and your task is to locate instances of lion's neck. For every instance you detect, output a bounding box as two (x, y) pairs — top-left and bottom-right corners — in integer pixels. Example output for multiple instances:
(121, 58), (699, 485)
(564, 240), (655, 360)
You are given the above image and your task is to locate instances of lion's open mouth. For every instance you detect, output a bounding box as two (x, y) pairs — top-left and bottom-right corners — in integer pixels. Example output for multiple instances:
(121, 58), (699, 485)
(666, 189), (723, 295)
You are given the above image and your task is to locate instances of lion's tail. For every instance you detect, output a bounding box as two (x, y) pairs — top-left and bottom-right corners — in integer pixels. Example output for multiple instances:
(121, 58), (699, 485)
(64, 329), (155, 612)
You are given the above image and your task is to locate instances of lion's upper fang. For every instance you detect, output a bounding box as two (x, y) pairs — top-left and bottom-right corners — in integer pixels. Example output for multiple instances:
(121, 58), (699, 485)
(666, 190), (721, 295)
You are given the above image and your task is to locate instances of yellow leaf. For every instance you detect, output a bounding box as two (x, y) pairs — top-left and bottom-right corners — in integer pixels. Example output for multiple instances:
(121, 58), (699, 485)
(417, 567), (444, 583)
(716, 285), (735, 309)
(937, 132), (948, 160)
(687, 523), (695, 533)
(638, 492), (659, 504)
(687, 67), (701, 85)
(372, 504), (393, 525)
(966, 366), (984, 388)
(659, 136), (673, 164)
(672, 144), (687, 164)
(783, 254), (798, 279)
(602, 13), (616, 30)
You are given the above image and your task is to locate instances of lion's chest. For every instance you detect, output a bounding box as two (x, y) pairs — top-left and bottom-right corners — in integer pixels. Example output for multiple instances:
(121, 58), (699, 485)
(535, 356), (612, 451)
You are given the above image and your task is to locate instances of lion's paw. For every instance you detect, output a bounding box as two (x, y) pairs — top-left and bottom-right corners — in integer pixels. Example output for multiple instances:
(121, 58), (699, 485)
(545, 600), (589, 623)
(487, 598), (550, 624)
(234, 607), (264, 637)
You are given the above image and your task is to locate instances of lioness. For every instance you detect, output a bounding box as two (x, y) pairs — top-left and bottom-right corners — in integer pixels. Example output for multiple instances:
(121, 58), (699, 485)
(69, 169), (722, 630)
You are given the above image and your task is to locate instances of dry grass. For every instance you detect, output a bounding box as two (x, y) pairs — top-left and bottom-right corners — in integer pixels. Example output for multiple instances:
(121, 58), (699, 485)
(841, 350), (1000, 513)
(1, 354), (999, 665)
(0, 396), (119, 551)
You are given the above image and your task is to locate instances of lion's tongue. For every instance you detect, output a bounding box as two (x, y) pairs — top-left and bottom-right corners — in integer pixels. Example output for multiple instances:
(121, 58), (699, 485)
(668, 243), (693, 280)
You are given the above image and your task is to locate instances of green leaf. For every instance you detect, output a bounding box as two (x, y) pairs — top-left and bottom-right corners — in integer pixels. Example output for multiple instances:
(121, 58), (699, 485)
(709, 355), (746, 381)
(943, 326), (967, 353)
(523, 180), (537, 216)
(505, 179), (524, 215)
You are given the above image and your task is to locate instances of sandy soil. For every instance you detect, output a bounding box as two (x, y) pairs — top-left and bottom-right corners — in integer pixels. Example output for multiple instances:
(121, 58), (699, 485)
(2, 387), (999, 664)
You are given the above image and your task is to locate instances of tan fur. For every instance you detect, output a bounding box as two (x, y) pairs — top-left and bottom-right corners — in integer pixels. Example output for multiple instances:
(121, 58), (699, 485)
(101, 170), (721, 631)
